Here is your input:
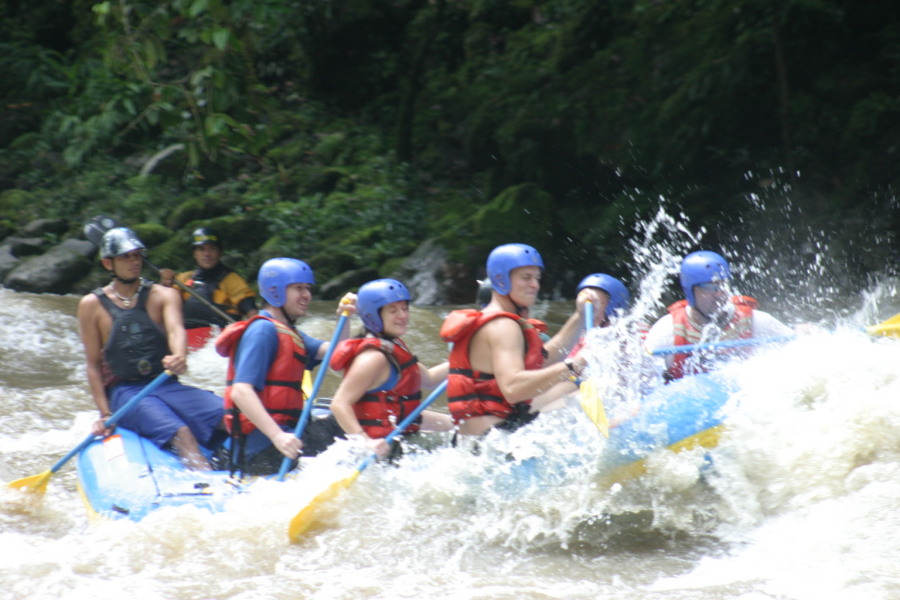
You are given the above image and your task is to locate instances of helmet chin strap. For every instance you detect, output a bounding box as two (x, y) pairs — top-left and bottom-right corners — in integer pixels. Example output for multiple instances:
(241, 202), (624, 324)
(507, 296), (528, 318)
(113, 274), (140, 285)
(279, 307), (296, 328)
(107, 264), (140, 285)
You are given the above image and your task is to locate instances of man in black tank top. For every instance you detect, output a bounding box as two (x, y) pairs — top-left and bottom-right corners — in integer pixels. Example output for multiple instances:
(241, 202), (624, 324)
(77, 227), (226, 471)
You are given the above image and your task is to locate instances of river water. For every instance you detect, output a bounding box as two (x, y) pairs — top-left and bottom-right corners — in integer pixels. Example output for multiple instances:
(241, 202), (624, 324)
(3, 208), (900, 600)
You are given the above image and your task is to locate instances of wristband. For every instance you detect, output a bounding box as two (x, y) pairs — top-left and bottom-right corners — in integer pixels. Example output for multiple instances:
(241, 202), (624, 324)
(563, 357), (579, 382)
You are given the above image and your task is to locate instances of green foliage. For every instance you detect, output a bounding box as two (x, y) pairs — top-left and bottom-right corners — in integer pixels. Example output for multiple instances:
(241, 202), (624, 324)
(132, 223), (174, 248)
(2, 0), (900, 294)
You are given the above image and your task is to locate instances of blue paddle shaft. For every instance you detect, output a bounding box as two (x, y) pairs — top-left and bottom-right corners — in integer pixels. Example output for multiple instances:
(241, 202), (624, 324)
(52, 370), (172, 475)
(355, 379), (448, 474)
(584, 302), (594, 332)
(276, 311), (349, 481)
(650, 335), (794, 357)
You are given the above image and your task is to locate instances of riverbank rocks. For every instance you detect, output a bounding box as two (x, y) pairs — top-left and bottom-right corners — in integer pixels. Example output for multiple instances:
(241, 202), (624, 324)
(3, 238), (96, 294)
(318, 266), (378, 300)
(389, 238), (472, 305)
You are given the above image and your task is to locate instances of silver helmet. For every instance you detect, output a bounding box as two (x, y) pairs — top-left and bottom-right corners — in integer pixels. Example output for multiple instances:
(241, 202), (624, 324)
(101, 227), (146, 259)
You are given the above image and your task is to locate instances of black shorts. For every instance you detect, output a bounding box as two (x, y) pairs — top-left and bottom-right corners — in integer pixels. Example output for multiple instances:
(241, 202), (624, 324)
(493, 402), (539, 433)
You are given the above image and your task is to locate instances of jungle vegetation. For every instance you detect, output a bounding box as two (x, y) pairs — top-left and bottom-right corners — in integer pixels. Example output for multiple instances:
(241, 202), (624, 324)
(1, 0), (897, 301)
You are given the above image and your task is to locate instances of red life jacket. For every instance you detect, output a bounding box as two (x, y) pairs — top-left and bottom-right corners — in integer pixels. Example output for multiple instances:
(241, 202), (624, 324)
(666, 296), (757, 380)
(330, 337), (422, 438)
(439, 309), (546, 424)
(215, 315), (307, 435)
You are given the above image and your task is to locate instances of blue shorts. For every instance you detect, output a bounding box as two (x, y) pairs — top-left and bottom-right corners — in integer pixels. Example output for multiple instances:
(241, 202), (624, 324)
(109, 379), (224, 449)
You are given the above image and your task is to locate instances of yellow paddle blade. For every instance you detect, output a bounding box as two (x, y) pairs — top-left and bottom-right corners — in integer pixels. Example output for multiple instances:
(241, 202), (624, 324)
(865, 312), (900, 337)
(288, 469), (360, 543)
(877, 312), (900, 327)
(302, 370), (313, 398)
(865, 322), (900, 338)
(7, 470), (52, 496)
(578, 379), (609, 437)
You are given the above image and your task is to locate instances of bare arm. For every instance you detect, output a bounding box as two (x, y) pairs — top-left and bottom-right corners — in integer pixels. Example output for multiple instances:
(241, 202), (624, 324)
(230, 382), (302, 459)
(330, 349), (391, 437)
(419, 361), (449, 389)
(482, 318), (573, 403)
(77, 294), (114, 436)
(156, 284), (188, 375)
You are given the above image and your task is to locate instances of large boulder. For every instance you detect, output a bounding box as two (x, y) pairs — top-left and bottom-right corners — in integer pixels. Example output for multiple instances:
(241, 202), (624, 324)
(389, 238), (472, 305)
(318, 266), (378, 300)
(3, 238), (97, 294)
(0, 246), (18, 281)
(21, 218), (69, 237)
(1, 236), (49, 257)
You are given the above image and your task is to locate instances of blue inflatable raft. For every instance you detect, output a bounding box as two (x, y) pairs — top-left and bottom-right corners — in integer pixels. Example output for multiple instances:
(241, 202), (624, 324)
(596, 370), (735, 485)
(76, 374), (734, 522)
(76, 428), (245, 521)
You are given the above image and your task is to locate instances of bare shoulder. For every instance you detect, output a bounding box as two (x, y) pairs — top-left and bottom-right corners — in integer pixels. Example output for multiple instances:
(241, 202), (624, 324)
(349, 345), (392, 374)
(477, 313), (524, 349)
(77, 290), (101, 316)
(482, 313), (522, 334)
(148, 281), (180, 303)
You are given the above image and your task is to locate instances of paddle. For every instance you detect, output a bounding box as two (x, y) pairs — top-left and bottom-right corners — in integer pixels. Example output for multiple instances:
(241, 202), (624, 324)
(8, 370), (172, 496)
(649, 316), (900, 357)
(83, 215), (237, 327)
(649, 335), (796, 357)
(276, 304), (351, 481)
(288, 379), (448, 543)
(864, 312), (900, 337)
(578, 301), (609, 437)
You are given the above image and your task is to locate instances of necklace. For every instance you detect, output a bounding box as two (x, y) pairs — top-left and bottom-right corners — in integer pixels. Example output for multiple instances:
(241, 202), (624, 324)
(111, 283), (140, 307)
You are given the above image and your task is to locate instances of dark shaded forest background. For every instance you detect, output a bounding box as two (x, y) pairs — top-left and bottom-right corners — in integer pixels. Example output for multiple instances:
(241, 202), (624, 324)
(1, 0), (898, 303)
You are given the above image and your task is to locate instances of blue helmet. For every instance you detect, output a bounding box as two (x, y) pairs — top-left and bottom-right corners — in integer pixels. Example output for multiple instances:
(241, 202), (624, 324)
(357, 278), (412, 333)
(680, 251), (731, 308)
(577, 273), (630, 319)
(258, 258), (315, 307)
(486, 243), (543, 295)
(100, 227), (145, 259)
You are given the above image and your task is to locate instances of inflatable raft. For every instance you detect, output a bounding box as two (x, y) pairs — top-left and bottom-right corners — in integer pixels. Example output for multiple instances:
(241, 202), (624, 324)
(596, 370), (734, 485)
(186, 325), (216, 351)
(76, 428), (245, 521)
(77, 374), (733, 522)
(76, 400), (334, 521)
(504, 371), (735, 492)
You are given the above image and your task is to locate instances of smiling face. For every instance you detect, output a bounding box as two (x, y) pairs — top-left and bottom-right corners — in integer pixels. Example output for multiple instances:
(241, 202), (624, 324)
(282, 282), (313, 321)
(508, 265), (541, 308)
(379, 300), (410, 338)
(193, 243), (221, 270)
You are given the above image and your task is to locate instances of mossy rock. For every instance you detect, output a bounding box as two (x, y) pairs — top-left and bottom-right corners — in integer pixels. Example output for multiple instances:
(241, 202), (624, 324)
(165, 195), (233, 231)
(379, 256), (406, 278)
(471, 183), (557, 253)
(0, 219), (15, 241)
(0, 189), (33, 219)
(147, 232), (192, 273)
(307, 248), (360, 283)
(133, 223), (174, 248)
